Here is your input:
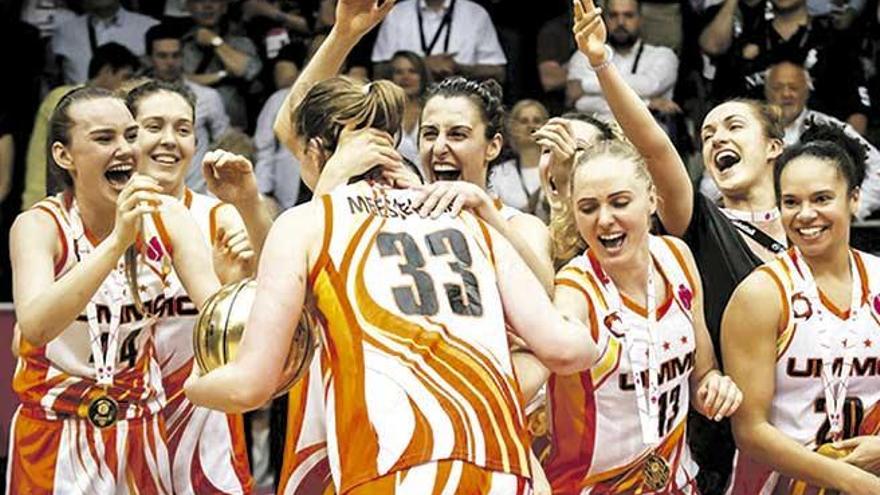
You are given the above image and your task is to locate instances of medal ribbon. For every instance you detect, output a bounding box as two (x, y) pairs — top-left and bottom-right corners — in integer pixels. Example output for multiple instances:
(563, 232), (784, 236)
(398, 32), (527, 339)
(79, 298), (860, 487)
(604, 253), (661, 445)
(793, 248), (861, 440)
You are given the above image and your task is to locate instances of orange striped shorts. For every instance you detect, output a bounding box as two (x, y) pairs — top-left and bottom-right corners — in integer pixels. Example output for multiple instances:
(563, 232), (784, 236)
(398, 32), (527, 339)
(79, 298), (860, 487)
(346, 460), (531, 495)
(6, 407), (172, 494)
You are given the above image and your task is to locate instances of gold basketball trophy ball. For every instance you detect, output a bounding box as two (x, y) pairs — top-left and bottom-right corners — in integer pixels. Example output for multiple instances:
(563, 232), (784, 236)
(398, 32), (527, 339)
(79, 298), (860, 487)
(193, 278), (315, 396)
(816, 442), (853, 460)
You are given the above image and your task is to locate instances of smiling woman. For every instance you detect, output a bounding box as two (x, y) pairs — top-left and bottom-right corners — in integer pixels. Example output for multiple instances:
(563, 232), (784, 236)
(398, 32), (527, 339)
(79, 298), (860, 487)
(723, 127), (880, 495)
(543, 138), (742, 495)
(6, 86), (221, 493)
(125, 79), (268, 494)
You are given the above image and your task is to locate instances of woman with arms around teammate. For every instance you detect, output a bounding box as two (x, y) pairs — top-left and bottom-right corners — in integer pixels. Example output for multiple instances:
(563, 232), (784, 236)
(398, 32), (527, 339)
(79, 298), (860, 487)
(126, 79), (275, 494)
(185, 4), (601, 495)
(723, 125), (880, 494)
(544, 138), (742, 494)
(570, 0), (785, 489)
(6, 86), (221, 493)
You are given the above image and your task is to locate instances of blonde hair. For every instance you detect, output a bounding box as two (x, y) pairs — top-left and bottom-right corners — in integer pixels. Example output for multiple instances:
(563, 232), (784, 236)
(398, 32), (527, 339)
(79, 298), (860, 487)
(550, 140), (653, 266)
(294, 76), (405, 159)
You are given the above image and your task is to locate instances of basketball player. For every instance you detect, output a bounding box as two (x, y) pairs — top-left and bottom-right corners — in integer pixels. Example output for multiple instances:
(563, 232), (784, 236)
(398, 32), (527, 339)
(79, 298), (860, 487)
(723, 127), (880, 494)
(127, 79), (271, 494)
(6, 86), (221, 493)
(543, 137), (742, 494)
(185, 5), (600, 495)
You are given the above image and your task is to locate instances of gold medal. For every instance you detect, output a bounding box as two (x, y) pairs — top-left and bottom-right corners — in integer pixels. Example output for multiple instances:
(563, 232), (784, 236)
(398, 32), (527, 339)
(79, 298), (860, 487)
(643, 452), (671, 491)
(87, 395), (119, 428)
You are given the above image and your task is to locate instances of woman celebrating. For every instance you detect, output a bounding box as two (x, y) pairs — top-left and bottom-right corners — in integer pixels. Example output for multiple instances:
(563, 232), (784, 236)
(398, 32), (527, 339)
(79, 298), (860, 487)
(489, 99), (549, 217)
(723, 128), (880, 495)
(7, 86), (221, 493)
(545, 138), (742, 494)
(185, 5), (600, 495)
(570, 0), (785, 488)
(126, 79), (274, 495)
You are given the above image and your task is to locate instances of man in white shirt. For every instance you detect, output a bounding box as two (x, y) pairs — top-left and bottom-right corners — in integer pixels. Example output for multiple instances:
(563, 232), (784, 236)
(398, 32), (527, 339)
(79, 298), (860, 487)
(371, 0), (506, 82)
(146, 23), (230, 194)
(52, 0), (158, 84)
(765, 60), (880, 218)
(565, 0), (678, 116)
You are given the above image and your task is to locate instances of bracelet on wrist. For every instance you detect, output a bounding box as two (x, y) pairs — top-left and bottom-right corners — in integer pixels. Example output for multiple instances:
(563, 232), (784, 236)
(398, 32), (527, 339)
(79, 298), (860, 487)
(589, 45), (614, 72)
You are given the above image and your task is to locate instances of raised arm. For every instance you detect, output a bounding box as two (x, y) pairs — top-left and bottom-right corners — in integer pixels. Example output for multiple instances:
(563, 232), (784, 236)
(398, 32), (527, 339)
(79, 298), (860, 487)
(160, 198), (222, 310)
(573, 0), (694, 236)
(185, 202), (320, 412)
(722, 270), (880, 494)
(273, 0), (396, 159)
(13, 176), (163, 347)
(698, 0), (738, 56)
(202, 149), (273, 258)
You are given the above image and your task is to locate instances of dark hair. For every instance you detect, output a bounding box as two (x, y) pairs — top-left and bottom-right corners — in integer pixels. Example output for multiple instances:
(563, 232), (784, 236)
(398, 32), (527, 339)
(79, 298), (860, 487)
(774, 122), (866, 198)
(145, 23), (184, 55)
(87, 42), (140, 80)
(126, 79), (197, 120)
(390, 50), (430, 96)
(425, 77), (506, 141)
(47, 86), (119, 191)
(560, 111), (616, 141)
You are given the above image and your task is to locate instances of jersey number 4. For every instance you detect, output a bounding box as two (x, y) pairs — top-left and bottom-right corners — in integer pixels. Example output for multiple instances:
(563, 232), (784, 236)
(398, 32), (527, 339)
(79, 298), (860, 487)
(377, 229), (483, 317)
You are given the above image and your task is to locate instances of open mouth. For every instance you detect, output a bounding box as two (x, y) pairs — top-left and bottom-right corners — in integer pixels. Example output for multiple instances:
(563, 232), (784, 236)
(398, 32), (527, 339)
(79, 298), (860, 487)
(598, 232), (626, 251)
(105, 163), (134, 188)
(796, 225), (829, 240)
(714, 150), (741, 173)
(433, 164), (461, 182)
(150, 153), (181, 166)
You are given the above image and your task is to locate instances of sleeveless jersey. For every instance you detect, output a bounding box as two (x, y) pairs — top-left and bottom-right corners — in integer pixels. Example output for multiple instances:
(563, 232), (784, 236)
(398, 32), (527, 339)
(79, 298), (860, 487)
(727, 249), (880, 495)
(153, 188), (254, 494)
(13, 193), (174, 421)
(546, 236), (700, 494)
(309, 181), (531, 493)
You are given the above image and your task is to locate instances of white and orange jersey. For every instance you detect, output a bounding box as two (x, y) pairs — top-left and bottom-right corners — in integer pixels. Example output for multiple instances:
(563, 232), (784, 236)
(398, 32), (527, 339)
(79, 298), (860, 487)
(546, 236), (700, 495)
(154, 188), (254, 495)
(278, 353), (334, 495)
(728, 249), (880, 495)
(308, 181), (531, 493)
(13, 192), (176, 421)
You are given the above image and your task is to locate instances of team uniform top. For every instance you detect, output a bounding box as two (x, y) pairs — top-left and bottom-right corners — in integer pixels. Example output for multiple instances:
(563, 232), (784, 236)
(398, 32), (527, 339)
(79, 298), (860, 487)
(153, 189), (223, 402)
(13, 192), (178, 421)
(152, 188), (254, 494)
(307, 181), (531, 493)
(545, 235), (700, 494)
(728, 248), (880, 494)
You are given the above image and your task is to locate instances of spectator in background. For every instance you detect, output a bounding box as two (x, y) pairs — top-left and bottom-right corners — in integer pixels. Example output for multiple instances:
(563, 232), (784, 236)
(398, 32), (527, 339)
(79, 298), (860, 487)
(371, 0), (506, 83)
(21, 0), (75, 39)
(536, 9), (576, 116)
(489, 99), (549, 217)
(146, 23), (231, 193)
(708, 0), (871, 134)
(567, 0), (679, 118)
(183, 0), (263, 129)
(765, 61), (880, 218)
(389, 50), (430, 178)
(241, 0), (311, 62)
(253, 43), (308, 213)
(52, 0), (158, 84)
(22, 43), (140, 210)
(808, 0), (865, 29)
